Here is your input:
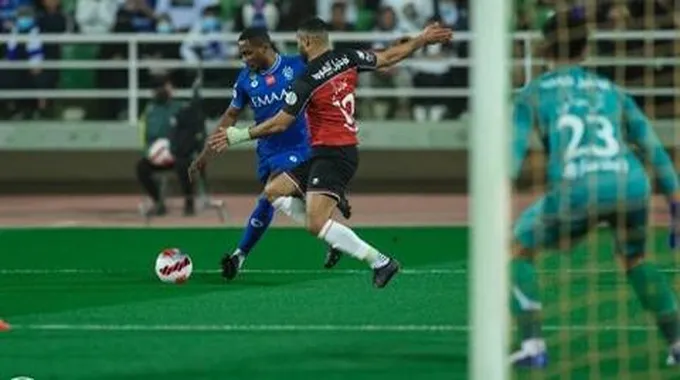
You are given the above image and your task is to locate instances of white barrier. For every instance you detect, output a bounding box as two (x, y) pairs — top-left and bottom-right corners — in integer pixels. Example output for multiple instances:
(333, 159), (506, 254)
(1, 30), (678, 125)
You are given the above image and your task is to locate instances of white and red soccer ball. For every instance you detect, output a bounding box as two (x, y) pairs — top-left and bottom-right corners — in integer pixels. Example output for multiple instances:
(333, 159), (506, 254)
(147, 138), (174, 166)
(155, 248), (193, 284)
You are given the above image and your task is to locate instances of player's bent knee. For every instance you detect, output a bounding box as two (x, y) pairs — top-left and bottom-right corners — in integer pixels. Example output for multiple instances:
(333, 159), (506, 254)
(263, 182), (283, 203)
(263, 175), (296, 202)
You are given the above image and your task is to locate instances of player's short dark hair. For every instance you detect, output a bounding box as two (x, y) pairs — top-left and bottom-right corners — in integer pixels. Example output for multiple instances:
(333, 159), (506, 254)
(542, 7), (589, 60)
(238, 27), (272, 47)
(297, 17), (330, 35)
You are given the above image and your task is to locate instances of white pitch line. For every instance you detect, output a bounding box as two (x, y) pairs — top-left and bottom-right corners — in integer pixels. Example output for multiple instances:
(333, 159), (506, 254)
(1, 268), (679, 275)
(7, 323), (655, 333)
(0, 268), (455, 275)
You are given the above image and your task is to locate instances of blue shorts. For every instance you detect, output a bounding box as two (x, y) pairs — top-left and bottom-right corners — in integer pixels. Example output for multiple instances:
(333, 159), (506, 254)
(256, 149), (310, 184)
(513, 195), (649, 258)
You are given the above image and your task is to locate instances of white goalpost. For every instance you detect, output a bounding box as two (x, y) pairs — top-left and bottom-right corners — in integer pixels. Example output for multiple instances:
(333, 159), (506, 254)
(469, 0), (512, 378)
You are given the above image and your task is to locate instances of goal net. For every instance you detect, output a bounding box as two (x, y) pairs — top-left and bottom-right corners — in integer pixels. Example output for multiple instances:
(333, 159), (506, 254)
(508, 1), (680, 378)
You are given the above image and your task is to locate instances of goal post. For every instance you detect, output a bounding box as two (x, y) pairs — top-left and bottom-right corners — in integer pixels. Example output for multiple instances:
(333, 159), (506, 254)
(469, 0), (513, 378)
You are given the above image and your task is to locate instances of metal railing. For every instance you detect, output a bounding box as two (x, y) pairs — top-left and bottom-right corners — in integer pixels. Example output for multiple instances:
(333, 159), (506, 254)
(2, 30), (679, 125)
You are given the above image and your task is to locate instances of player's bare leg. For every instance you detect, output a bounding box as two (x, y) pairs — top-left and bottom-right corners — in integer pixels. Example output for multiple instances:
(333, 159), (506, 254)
(305, 192), (399, 288)
(0, 319), (10, 331)
(509, 242), (548, 368)
(618, 253), (680, 366)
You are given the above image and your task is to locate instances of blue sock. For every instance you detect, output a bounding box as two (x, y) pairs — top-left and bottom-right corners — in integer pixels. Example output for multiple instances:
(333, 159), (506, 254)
(236, 196), (274, 256)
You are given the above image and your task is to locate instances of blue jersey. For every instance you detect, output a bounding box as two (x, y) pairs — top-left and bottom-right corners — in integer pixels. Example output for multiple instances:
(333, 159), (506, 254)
(512, 65), (679, 207)
(230, 54), (309, 159)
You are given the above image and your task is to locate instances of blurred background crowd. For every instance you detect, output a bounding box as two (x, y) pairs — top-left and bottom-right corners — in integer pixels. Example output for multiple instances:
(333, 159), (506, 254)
(0, 0), (677, 122)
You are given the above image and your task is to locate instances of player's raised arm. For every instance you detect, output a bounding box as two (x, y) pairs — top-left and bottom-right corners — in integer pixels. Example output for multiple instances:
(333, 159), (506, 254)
(370, 22), (452, 69)
(623, 94), (680, 199)
(511, 93), (535, 181)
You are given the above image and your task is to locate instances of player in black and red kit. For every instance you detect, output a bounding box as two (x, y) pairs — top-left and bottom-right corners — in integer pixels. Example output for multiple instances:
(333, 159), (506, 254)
(209, 17), (452, 288)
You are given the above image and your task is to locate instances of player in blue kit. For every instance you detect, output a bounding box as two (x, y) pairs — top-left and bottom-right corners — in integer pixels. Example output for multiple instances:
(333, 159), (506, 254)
(509, 9), (680, 368)
(190, 27), (343, 279)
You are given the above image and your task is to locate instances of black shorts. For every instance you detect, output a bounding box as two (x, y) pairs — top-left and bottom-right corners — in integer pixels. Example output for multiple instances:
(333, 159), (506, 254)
(285, 145), (358, 201)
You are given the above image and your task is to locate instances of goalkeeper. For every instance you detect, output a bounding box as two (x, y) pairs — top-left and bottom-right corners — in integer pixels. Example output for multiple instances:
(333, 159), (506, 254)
(509, 8), (680, 368)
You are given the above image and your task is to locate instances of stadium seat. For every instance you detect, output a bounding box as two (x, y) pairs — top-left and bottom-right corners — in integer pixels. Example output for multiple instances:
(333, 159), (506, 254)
(59, 44), (97, 90)
(355, 8), (375, 31)
(138, 171), (229, 224)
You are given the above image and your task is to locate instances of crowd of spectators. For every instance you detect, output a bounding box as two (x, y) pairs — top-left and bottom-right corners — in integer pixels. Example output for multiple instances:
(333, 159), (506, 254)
(0, 0), (677, 121)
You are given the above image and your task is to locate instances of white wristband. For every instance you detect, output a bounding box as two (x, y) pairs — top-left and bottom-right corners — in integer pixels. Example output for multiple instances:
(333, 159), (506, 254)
(226, 127), (251, 146)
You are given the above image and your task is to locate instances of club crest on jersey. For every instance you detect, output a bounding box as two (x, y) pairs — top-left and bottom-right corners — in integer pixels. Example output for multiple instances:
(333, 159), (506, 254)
(285, 92), (298, 105)
(283, 66), (294, 80)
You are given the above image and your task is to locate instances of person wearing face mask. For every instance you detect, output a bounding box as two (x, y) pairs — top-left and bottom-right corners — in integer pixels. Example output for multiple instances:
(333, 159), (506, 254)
(180, 5), (227, 64)
(155, 0), (217, 32)
(0, 0), (33, 32)
(136, 76), (204, 217)
(180, 4), (230, 117)
(241, 0), (279, 30)
(140, 13), (180, 88)
(1, 5), (51, 119)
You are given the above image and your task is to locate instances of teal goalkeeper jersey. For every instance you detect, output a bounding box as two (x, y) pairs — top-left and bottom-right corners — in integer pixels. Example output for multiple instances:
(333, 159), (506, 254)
(512, 65), (679, 206)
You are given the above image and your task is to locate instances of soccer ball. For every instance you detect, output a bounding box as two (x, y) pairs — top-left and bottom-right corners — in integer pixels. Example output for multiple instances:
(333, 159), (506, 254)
(155, 248), (193, 284)
(147, 138), (174, 166)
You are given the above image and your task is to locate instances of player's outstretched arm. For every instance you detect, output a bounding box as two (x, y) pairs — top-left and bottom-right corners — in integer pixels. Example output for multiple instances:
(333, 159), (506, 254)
(207, 110), (296, 153)
(372, 23), (452, 68)
(624, 94), (680, 200)
(627, 94), (680, 248)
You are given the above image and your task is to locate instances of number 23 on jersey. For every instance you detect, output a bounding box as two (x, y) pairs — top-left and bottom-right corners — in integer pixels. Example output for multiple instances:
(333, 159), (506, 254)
(557, 113), (620, 161)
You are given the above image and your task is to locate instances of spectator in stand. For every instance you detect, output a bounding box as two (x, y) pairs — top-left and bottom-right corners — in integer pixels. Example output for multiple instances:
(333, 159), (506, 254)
(317, 0), (357, 25)
(515, 0), (553, 30)
(242, 0), (279, 30)
(96, 0), (143, 120)
(360, 6), (411, 120)
(438, 0), (468, 30)
(141, 13), (181, 88)
(180, 4), (229, 117)
(0, 0), (33, 33)
(155, 0), (217, 32)
(328, 1), (364, 50)
(115, 0), (157, 33)
(35, 0), (68, 118)
(411, 17), (452, 122)
(1, 5), (52, 119)
(380, 0), (433, 32)
(438, 0), (469, 118)
(276, 0), (316, 30)
(76, 0), (118, 34)
(180, 4), (227, 65)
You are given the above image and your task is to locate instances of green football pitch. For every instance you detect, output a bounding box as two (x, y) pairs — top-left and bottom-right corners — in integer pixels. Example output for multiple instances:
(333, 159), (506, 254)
(1, 226), (679, 379)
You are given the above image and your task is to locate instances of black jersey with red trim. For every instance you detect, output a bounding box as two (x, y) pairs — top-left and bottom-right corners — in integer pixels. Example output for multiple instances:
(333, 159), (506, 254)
(282, 48), (379, 147)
